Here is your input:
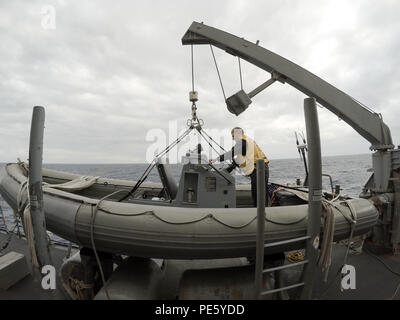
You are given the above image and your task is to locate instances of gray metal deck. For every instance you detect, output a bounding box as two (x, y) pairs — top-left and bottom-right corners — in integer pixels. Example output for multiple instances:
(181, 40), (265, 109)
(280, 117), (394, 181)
(281, 243), (400, 300)
(0, 231), (70, 300)
(0, 231), (399, 300)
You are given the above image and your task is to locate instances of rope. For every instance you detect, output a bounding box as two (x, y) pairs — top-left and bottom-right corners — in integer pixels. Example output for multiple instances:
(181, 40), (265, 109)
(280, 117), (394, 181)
(17, 178), (40, 268)
(319, 200), (335, 281)
(279, 185), (355, 282)
(338, 199), (357, 292)
(68, 276), (94, 300)
(363, 247), (400, 277)
(90, 190), (125, 300)
(319, 245), (400, 299)
(359, 247), (400, 300)
(287, 250), (304, 263)
(23, 206), (40, 268)
(278, 185), (355, 224)
(96, 203), (307, 227)
(342, 200), (357, 263)
(210, 45), (226, 100)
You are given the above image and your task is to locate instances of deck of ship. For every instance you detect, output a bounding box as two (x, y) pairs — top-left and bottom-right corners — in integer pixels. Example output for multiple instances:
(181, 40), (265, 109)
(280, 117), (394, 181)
(0, 231), (399, 300)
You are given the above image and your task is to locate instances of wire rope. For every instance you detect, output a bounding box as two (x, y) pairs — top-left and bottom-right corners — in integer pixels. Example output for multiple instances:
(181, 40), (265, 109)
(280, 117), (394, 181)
(191, 44), (195, 92)
(238, 57), (243, 90)
(210, 45), (226, 100)
(118, 127), (192, 202)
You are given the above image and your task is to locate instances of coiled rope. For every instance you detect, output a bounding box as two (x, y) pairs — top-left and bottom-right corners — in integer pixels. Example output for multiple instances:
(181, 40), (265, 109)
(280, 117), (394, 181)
(319, 199), (335, 281)
(68, 276), (94, 300)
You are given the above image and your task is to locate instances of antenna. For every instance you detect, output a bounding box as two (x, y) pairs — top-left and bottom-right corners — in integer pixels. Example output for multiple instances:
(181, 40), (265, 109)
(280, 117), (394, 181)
(295, 131), (309, 186)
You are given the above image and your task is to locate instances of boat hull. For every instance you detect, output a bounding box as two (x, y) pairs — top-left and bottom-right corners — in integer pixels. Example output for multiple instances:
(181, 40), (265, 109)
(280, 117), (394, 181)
(0, 163), (379, 259)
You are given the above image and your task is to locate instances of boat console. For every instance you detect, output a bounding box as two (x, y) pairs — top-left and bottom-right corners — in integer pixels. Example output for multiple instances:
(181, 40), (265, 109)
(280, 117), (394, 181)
(173, 150), (236, 208)
(136, 146), (237, 208)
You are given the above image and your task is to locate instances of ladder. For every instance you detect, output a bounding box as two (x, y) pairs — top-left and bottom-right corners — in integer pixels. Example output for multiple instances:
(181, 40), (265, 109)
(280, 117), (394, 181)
(255, 235), (310, 298)
(254, 97), (322, 300)
(254, 164), (320, 299)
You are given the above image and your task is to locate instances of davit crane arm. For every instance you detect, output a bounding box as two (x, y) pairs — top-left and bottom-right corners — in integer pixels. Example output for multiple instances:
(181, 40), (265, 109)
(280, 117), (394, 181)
(182, 21), (394, 151)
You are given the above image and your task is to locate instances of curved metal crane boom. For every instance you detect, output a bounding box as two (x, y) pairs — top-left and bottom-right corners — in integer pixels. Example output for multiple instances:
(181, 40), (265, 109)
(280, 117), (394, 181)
(182, 22), (393, 151)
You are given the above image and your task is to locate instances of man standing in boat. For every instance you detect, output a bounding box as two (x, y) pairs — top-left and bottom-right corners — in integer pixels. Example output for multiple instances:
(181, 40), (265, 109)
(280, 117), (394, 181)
(210, 127), (270, 207)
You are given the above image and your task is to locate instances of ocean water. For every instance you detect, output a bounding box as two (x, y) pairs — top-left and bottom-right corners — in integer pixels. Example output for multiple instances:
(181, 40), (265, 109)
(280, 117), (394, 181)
(40, 153), (372, 194)
(0, 153), (372, 242)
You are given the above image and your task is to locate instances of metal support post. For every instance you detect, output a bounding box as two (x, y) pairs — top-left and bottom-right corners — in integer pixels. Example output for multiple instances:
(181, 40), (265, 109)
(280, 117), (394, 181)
(300, 97), (322, 299)
(29, 106), (53, 269)
(254, 158), (266, 299)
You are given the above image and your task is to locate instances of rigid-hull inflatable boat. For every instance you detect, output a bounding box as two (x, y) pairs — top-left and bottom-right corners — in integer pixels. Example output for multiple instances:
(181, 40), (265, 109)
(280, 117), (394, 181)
(0, 160), (379, 259)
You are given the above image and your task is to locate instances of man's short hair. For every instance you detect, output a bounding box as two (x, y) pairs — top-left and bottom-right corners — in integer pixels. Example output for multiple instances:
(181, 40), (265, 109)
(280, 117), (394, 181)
(231, 127), (244, 135)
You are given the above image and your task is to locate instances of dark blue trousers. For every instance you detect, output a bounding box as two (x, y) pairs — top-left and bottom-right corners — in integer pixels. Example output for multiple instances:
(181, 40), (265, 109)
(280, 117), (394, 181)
(249, 163), (269, 207)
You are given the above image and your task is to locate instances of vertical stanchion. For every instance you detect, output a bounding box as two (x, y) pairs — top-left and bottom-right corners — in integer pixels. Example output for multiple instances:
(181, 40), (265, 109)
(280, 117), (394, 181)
(300, 97), (322, 299)
(254, 158), (266, 299)
(29, 106), (53, 269)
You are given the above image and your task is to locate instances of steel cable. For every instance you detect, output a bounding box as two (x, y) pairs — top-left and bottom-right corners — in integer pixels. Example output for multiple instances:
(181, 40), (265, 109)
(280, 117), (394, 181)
(191, 44), (195, 92)
(210, 45), (226, 100)
(238, 57), (243, 90)
(118, 127), (192, 202)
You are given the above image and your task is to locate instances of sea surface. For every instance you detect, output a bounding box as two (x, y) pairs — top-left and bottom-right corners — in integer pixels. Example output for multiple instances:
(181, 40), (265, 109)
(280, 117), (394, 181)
(0, 153), (372, 243)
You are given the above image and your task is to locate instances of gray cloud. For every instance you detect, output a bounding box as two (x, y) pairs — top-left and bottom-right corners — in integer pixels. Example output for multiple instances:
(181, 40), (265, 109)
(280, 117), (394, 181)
(0, 0), (399, 163)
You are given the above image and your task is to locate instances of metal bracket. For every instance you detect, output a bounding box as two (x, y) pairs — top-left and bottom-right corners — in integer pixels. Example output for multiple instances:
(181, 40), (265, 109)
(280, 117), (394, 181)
(226, 71), (285, 116)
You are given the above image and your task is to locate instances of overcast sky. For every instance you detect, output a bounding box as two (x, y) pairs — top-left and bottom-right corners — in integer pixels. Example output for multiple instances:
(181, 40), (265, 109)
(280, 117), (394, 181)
(0, 0), (399, 163)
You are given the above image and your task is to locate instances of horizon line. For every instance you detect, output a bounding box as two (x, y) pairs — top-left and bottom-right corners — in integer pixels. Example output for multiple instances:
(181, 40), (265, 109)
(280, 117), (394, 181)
(0, 152), (371, 165)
